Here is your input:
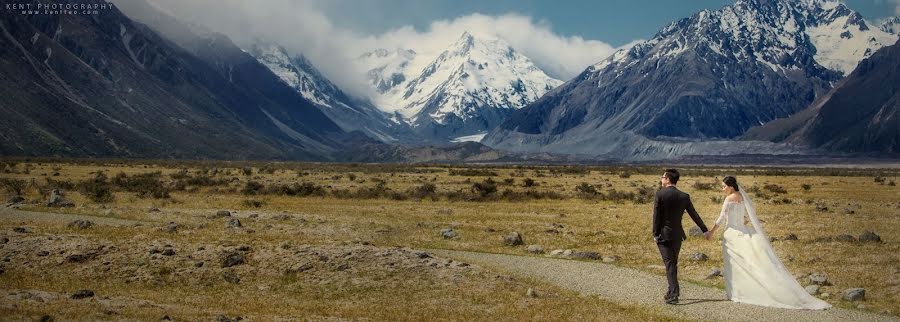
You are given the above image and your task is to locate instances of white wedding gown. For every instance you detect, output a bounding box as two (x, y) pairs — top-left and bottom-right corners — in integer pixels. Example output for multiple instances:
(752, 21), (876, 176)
(714, 190), (831, 310)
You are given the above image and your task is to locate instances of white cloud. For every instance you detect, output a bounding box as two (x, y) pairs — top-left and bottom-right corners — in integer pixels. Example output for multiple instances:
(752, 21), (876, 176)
(139, 0), (634, 99)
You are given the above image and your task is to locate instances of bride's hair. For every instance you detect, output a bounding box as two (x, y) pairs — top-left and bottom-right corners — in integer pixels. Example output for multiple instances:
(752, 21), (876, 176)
(722, 176), (740, 191)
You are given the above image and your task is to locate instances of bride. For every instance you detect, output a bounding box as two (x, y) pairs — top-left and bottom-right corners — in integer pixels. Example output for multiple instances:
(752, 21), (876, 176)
(705, 176), (831, 310)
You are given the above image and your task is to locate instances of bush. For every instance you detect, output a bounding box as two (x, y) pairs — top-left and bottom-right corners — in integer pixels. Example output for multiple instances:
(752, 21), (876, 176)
(522, 178), (538, 187)
(112, 172), (170, 199)
(409, 183), (437, 200)
(241, 167), (253, 176)
(449, 169), (498, 176)
(266, 182), (326, 197)
(800, 184), (812, 191)
(619, 171), (631, 178)
(45, 178), (75, 190)
(762, 184), (787, 194)
(78, 172), (114, 203)
(575, 182), (599, 198)
(0, 178), (27, 195)
(472, 178), (498, 198)
(691, 181), (715, 191)
(241, 181), (264, 195)
(241, 199), (265, 208)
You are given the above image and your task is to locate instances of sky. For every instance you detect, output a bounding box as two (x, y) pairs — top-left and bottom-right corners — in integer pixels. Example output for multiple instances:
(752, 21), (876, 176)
(310, 0), (898, 46)
(143, 0), (900, 97)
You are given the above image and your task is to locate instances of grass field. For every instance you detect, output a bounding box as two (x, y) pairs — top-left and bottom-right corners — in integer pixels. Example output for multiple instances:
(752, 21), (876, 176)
(0, 159), (898, 320)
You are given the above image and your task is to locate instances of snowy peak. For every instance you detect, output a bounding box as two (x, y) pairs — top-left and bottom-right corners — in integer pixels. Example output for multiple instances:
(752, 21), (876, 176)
(882, 17), (900, 34)
(592, 0), (898, 76)
(360, 31), (561, 137)
(249, 42), (345, 109)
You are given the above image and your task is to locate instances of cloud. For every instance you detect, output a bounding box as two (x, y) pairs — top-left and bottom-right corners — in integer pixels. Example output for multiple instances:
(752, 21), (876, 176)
(135, 0), (634, 98)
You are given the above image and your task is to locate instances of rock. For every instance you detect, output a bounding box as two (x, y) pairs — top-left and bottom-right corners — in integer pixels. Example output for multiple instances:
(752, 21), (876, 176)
(71, 289), (94, 299)
(161, 248), (176, 256)
(273, 214), (293, 221)
(503, 232), (524, 246)
(148, 207), (160, 213)
(221, 252), (245, 268)
(216, 315), (243, 322)
(39, 315), (53, 322)
(815, 204), (829, 212)
(785, 233), (798, 241)
(37, 250), (49, 256)
(706, 268), (722, 279)
(835, 234), (856, 242)
(548, 249), (565, 257)
(843, 208), (855, 215)
(66, 220), (94, 230)
(223, 271), (240, 284)
(526, 245), (544, 254)
(820, 292), (831, 299)
(561, 249), (573, 257)
(5, 195), (24, 206)
(162, 222), (179, 233)
(808, 273), (830, 286)
(688, 226), (704, 237)
(689, 252), (708, 262)
(414, 251), (431, 259)
(805, 285), (821, 295)
(12, 227), (29, 233)
(526, 288), (538, 298)
(46, 189), (74, 207)
(226, 218), (242, 228)
(483, 227), (496, 233)
(215, 210), (231, 218)
(440, 228), (457, 239)
(602, 255), (619, 263)
(571, 251), (600, 260)
(842, 288), (865, 301)
(248, 213), (259, 219)
(859, 231), (881, 243)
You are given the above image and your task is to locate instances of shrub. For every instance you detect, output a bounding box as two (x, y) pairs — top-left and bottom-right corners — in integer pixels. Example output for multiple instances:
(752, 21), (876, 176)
(241, 181), (264, 195)
(762, 184), (787, 194)
(472, 178), (498, 198)
(692, 181), (715, 191)
(241, 167), (253, 176)
(0, 178), (27, 195)
(801, 184), (812, 191)
(45, 178), (75, 190)
(112, 172), (170, 199)
(241, 199), (265, 208)
(575, 182), (599, 198)
(409, 183), (437, 200)
(522, 178), (537, 187)
(78, 172), (114, 203)
(449, 169), (498, 176)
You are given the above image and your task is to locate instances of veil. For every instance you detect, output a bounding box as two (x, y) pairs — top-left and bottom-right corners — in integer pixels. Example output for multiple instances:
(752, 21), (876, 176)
(739, 189), (770, 243)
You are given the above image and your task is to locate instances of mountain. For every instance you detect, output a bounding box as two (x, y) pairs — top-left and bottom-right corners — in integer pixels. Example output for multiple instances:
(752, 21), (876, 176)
(358, 32), (563, 142)
(0, 0), (365, 160)
(248, 42), (415, 143)
(880, 17), (900, 34)
(483, 0), (898, 160)
(744, 39), (900, 153)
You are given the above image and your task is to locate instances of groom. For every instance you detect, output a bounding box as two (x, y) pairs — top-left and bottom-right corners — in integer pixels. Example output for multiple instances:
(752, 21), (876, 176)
(653, 168), (710, 304)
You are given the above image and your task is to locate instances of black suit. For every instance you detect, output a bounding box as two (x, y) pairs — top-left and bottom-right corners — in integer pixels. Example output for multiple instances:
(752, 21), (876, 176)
(652, 186), (708, 301)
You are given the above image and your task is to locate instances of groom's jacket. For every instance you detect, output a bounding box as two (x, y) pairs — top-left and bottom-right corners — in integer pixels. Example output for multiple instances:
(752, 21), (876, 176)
(653, 186), (708, 242)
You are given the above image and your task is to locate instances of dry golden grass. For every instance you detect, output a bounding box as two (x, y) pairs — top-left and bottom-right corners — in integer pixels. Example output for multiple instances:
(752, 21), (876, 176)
(1, 160), (898, 320)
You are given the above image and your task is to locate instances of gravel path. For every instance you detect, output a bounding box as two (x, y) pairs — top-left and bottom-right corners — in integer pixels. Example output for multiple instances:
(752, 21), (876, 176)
(0, 207), (145, 226)
(429, 249), (898, 322)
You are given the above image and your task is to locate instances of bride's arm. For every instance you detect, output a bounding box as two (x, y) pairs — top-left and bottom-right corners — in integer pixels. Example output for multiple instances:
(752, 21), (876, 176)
(706, 201), (730, 240)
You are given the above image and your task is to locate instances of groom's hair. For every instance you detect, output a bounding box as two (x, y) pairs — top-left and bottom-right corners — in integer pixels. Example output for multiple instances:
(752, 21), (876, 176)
(664, 168), (680, 184)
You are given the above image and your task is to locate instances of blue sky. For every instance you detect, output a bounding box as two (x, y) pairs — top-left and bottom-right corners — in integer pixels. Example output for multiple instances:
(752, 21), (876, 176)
(314, 0), (899, 46)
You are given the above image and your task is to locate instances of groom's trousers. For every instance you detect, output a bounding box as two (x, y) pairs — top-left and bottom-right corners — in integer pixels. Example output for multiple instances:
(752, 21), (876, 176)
(656, 238), (683, 300)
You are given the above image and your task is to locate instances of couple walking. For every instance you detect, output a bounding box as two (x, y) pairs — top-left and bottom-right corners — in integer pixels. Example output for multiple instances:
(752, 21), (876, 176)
(652, 169), (830, 309)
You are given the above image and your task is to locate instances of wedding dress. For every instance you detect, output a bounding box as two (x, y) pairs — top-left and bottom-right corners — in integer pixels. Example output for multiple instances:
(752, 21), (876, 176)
(715, 190), (831, 309)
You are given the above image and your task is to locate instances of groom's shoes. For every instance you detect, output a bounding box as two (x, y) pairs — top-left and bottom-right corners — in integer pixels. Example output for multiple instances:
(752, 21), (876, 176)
(665, 297), (678, 305)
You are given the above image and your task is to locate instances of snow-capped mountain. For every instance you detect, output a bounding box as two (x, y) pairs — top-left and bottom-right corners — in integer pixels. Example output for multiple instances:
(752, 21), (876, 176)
(248, 43), (415, 143)
(483, 0), (899, 160)
(359, 32), (563, 141)
(881, 17), (900, 34)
